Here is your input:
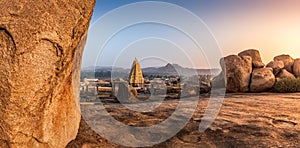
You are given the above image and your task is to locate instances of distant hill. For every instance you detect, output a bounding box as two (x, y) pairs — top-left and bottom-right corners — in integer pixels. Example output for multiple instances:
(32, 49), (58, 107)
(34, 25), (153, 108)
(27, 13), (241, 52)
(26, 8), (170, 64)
(81, 63), (220, 77)
(81, 66), (127, 72)
(143, 63), (220, 76)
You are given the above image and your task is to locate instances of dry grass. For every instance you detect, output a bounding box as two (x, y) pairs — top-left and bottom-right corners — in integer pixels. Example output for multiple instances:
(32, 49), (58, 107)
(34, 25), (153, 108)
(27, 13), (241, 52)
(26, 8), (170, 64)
(273, 78), (300, 93)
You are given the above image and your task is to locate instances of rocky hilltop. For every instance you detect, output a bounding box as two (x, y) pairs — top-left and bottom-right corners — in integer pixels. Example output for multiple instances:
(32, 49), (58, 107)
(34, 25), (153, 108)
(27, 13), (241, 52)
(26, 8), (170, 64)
(68, 93), (300, 147)
(213, 49), (300, 93)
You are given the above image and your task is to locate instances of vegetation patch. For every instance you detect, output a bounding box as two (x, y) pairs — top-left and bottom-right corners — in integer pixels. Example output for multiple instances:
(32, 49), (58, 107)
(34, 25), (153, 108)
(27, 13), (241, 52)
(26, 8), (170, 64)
(273, 78), (300, 93)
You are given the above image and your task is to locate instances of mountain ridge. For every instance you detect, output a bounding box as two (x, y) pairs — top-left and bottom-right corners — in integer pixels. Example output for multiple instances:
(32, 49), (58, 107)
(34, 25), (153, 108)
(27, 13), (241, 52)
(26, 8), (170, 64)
(82, 63), (220, 76)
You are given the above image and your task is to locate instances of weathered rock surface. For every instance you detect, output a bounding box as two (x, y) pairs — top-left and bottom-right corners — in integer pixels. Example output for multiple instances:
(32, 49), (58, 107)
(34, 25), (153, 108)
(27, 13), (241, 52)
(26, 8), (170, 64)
(238, 49), (265, 68)
(250, 68), (275, 92)
(68, 93), (300, 147)
(276, 69), (296, 80)
(274, 54), (294, 73)
(219, 55), (252, 93)
(0, 1), (95, 147)
(293, 58), (300, 78)
(266, 61), (284, 75)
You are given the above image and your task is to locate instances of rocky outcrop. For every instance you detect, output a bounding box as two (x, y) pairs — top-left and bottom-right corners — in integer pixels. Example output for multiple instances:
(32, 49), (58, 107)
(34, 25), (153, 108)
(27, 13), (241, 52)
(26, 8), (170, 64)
(266, 61), (284, 75)
(0, 1), (95, 147)
(213, 49), (299, 93)
(238, 49), (265, 68)
(250, 68), (275, 92)
(276, 69), (295, 81)
(220, 55), (252, 93)
(274, 54), (294, 73)
(293, 58), (300, 78)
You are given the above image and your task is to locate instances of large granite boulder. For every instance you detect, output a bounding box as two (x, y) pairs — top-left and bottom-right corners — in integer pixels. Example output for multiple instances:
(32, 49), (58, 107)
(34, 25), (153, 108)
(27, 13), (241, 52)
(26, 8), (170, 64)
(238, 49), (265, 68)
(266, 61), (284, 75)
(274, 54), (294, 73)
(276, 69), (296, 81)
(293, 58), (300, 78)
(0, 1), (95, 147)
(250, 68), (276, 92)
(215, 55), (252, 93)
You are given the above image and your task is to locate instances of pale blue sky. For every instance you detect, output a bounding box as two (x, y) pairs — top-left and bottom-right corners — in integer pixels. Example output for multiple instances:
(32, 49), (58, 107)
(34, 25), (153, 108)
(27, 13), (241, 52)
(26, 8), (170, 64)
(82, 0), (300, 69)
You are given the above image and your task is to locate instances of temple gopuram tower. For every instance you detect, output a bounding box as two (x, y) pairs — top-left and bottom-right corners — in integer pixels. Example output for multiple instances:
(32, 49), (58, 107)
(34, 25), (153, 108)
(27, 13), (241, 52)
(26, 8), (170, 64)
(129, 58), (144, 87)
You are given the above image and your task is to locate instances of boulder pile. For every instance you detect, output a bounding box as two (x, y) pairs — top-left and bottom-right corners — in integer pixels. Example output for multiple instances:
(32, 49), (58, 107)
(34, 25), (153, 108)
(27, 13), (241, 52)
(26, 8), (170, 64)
(213, 49), (300, 93)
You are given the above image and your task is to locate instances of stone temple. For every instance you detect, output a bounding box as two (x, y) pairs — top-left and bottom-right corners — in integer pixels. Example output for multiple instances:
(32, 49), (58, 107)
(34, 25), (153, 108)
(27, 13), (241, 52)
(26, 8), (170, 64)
(129, 58), (144, 87)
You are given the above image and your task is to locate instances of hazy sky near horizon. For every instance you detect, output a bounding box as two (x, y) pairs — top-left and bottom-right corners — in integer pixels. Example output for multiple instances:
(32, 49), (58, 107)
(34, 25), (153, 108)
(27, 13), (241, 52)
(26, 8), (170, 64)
(82, 0), (300, 69)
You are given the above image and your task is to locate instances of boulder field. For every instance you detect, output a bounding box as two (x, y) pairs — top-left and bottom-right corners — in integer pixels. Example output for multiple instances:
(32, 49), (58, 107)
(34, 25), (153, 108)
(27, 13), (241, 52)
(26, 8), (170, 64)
(213, 49), (299, 93)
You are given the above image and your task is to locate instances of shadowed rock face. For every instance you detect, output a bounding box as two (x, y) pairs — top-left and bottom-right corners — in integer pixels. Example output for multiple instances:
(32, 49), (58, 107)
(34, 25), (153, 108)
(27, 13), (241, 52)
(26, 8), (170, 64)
(293, 59), (300, 78)
(266, 61), (284, 76)
(0, 1), (95, 147)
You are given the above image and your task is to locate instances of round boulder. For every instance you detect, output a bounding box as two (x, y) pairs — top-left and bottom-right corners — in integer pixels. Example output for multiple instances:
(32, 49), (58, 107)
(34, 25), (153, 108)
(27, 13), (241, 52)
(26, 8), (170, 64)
(238, 49), (265, 68)
(274, 54), (294, 73)
(293, 58), (300, 78)
(266, 61), (284, 75)
(250, 68), (276, 92)
(276, 69), (295, 81)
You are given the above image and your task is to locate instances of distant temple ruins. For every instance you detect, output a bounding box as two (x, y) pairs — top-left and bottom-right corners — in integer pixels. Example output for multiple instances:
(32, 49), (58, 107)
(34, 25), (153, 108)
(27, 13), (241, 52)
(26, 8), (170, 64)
(129, 58), (144, 87)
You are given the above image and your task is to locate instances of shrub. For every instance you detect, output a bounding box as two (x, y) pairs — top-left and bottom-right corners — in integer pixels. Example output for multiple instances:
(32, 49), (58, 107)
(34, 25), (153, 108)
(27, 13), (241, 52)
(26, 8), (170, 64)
(273, 78), (300, 93)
